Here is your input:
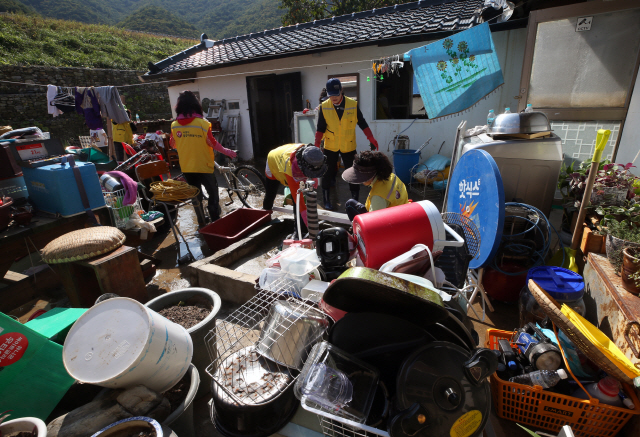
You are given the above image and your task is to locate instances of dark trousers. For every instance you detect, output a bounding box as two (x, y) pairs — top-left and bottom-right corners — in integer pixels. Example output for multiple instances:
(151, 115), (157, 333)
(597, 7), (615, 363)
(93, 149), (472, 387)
(345, 198), (367, 221)
(114, 142), (125, 162)
(263, 177), (308, 238)
(322, 149), (359, 194)
(183, 172), (220, 221)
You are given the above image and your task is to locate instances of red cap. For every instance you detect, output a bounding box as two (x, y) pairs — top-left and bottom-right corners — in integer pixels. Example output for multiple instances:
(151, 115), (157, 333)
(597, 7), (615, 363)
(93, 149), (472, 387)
(598, 376), (621, 397)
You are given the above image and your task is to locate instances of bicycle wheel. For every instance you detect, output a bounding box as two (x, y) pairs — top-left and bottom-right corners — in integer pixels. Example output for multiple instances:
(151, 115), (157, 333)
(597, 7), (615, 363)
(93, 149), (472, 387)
(232, 165), (266, 208)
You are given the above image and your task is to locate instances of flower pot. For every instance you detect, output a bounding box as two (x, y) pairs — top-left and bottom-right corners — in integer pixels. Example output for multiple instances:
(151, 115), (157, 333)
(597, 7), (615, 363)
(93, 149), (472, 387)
(605, 234), (640, 267)
(91, 416), (176, 437)
(591, 186), (628, 206)
(145, 288), (221, 400)
(0, 417), (47, 437)
(621, 248), (640, 295)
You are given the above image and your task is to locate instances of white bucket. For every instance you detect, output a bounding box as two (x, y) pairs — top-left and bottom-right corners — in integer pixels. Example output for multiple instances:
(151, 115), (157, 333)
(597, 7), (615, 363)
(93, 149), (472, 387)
(63, 297), (193, 392)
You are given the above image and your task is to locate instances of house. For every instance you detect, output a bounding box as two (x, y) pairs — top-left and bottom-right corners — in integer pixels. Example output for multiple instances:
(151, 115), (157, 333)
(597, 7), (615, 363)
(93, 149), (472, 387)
(145, 0), (640, 174)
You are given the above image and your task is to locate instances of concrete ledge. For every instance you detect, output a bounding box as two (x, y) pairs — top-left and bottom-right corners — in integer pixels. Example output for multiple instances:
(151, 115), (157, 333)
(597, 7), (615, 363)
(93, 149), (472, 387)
(193, 263), (258, 304)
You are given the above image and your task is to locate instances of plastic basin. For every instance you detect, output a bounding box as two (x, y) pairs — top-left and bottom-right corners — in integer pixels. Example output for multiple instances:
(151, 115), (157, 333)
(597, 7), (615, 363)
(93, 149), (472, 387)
(199, 208), (272, 252)
(393, 149), (420, 184)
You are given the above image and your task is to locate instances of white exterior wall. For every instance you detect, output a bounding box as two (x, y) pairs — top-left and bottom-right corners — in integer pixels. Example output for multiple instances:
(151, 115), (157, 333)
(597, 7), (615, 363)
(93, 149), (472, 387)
(616, 72), (640, 176)
(167, 28), (528, 162)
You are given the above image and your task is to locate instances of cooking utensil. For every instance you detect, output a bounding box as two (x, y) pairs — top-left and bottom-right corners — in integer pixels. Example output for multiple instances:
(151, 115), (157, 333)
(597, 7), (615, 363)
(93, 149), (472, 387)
(256, 300), (329, 370)
(210, 346), (298, 437)
(550, 129), (610, 272)
(488, 111), (551, 135)
(389, 342), (496, 437)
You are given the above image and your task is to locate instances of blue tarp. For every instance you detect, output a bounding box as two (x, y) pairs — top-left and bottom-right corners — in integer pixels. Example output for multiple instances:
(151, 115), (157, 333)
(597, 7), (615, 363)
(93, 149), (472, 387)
(405, 23), (504, 118)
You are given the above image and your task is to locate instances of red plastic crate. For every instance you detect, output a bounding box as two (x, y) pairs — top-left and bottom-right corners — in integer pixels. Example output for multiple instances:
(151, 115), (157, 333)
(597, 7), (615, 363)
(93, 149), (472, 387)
(199, 208), (272, 252)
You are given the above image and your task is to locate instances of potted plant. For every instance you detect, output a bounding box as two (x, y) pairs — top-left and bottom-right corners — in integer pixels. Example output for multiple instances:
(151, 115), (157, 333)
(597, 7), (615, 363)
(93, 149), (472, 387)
(602, 218), (640, 269)
(91, 417), (176, 437)
(591, 162), (637, 206)
(0, 414), (47, 437)
(621, 247), (640, 295)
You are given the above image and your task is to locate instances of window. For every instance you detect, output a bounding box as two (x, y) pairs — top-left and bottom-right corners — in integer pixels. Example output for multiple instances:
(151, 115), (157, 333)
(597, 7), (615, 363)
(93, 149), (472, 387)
(227, 101), (240, 110)
(519, 0), (640, 161)
(328, 73), (359, 101)
(374, 64), (427, 120)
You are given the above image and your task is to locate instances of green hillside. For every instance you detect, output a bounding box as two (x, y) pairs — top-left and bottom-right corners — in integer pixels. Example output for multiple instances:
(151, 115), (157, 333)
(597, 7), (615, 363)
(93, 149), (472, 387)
(118, 4), (198, 38)
(0, 13), (198, 69)
(0, 0), (38, 15)
(15, 0), (284, 40)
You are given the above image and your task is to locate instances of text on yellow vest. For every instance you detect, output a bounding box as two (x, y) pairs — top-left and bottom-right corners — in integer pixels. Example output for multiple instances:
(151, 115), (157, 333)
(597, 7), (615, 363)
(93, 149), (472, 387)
(365, 173), (409, 210)
(322, 97), (358, 153)
(171, 118), (215, 173)
(267, 143), (304, 186)
(112, 121), (133, 144)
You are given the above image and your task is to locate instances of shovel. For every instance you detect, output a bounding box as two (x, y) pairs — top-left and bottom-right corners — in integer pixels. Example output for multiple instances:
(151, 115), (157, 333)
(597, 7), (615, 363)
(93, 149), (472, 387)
(549, 129), (610, 272)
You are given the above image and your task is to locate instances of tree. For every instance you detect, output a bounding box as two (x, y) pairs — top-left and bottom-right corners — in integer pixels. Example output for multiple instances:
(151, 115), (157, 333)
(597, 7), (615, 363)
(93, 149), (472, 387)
(280, 0), (414, 26)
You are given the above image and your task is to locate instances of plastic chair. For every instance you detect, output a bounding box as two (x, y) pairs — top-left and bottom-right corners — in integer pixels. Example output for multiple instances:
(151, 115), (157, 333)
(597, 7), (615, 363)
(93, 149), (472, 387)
(136, 160), (205, 262)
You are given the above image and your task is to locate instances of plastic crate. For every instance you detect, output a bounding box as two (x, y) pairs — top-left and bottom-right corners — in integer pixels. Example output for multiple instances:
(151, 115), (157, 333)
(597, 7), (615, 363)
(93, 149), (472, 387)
(199, 208), (272, 252)
(486, 329), (640, 437)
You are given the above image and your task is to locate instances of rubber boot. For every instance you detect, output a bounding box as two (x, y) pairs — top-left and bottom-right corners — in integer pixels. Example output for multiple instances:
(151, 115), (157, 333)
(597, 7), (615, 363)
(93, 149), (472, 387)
(323, 189), (333, 210)
(350, 190), (360, 202)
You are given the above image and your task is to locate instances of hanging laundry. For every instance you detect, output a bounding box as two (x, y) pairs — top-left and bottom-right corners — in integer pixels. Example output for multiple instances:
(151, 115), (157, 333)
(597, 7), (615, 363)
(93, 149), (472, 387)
(94, 86), (130, 124)
(50, 87), (76, 114)
(90, 128), (109, 148)
(75, 87), (103, 130)
(404, 23), (504, 119)
(47, 85), (62, 117)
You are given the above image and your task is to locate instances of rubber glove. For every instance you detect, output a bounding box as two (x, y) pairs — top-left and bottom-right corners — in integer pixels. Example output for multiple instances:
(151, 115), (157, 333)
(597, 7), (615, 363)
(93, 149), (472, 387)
(314, 131), (324, 148)
(300, 209), (308, 227)
(302, 108), (310, 114)
(363, 127), (378, 151)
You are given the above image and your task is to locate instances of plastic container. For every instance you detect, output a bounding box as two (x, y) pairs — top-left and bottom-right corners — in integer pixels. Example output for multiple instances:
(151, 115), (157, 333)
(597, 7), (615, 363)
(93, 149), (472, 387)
(519, 266), (585, 327)
(392, 149), (420, 184)
(509, 369), (568, 388)
(91, 417), (175, 437)
(487, 109), (496, 127)
(504, 107), (512, 114)
(572, 377), (623, 407)
(199, 208), (272, 252)
(63, 297), (193, 393)
(280, 248), (321, 275)
(300, 363), (354, 410)
(259, 268), (286, 291)
(525, 104), (534, 113)
(486, 329), (640, 437)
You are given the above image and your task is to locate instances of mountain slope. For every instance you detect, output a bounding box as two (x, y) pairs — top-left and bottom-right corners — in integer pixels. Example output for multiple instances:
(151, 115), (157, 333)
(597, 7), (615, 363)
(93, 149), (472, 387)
(118, 5), (198, 38)
(0, 0), (38, 15)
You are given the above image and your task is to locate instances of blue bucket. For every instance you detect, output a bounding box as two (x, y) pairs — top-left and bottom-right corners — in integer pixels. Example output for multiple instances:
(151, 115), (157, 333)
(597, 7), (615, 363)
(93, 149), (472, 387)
(393, 149), (420, 184)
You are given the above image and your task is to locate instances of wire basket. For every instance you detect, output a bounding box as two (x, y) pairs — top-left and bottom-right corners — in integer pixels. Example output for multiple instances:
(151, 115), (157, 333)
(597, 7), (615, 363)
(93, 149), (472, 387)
(103, 189), (143, 229)
(205, 288), (329, 406)
(318, 416), (389, 437)
(408, 163), (446, 201)
(441, 212), (481, 259)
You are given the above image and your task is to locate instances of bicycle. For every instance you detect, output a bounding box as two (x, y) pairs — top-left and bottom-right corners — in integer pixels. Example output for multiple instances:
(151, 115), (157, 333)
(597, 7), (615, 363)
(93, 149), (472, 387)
(214, 160), (266, 209)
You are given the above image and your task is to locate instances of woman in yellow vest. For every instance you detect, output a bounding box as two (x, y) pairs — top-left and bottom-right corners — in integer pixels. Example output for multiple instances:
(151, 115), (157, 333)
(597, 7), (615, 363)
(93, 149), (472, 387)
(314, 78), (379, 211)
(263, 143), (327, 238)
(341, 151), (409, 221)
(170, 91), (237, 224)
(111, 109), (136, 162)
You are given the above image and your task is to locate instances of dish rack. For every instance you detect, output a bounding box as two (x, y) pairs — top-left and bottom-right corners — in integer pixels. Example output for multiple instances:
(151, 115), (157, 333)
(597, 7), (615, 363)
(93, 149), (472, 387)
(204, 288), (325, 406)
(102, 188), (142, 229)
(407, 163), (446, 201)
(318, 416), (389, 437)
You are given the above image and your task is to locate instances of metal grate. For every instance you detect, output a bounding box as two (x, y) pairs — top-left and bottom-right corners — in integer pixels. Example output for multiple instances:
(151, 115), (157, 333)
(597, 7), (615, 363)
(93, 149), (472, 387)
(205, 288), (328, 406)
(318, 416), (389, 437)
(408, 163), (446, 201)
(441, 212), (481, 259)
(103, 189), (143, 229)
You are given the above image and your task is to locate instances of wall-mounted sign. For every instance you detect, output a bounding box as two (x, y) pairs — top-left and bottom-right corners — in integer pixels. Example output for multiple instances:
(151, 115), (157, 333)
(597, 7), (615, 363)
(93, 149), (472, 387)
(576, 16), (593, 32)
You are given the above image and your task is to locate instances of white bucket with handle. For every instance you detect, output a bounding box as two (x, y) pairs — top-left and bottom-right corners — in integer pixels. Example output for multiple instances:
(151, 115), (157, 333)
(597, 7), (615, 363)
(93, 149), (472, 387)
(63, 297), (193, 392)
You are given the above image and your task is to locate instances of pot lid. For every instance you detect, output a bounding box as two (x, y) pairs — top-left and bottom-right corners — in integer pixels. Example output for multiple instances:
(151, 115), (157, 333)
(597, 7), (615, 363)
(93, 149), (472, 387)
(447, 149), (504, 269)
(390, 342), (494, 437)
(322, 268), (448, 326)
(526, 267), (584, 301)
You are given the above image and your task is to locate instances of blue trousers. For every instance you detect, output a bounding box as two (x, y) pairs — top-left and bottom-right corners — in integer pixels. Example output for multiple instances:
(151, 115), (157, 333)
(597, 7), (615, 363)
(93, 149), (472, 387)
(346, 198), (367, 221)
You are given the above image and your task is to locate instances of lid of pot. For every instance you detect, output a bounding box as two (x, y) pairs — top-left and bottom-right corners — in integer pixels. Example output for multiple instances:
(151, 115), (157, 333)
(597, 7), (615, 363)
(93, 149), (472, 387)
(322, 267), (448, 327)
(526, 267), (584, 301)
(447, 149), (504, 269)
(390, 342), (493, 437)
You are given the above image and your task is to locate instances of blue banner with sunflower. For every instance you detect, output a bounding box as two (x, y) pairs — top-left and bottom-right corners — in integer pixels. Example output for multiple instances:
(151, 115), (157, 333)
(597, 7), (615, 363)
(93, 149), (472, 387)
(404, 23), (504, 119)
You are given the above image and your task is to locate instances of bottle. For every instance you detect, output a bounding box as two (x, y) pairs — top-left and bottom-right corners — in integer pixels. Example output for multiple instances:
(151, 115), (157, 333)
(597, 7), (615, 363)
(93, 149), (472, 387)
(135, 113), (140, 122)
(509, 369), (568, 389)
(504, 107), (512, 114)
(572, 376), (623, 407)
(487, 109), (495, 127)
(619, 390), (635, 409)
(525, 103), (533, 113)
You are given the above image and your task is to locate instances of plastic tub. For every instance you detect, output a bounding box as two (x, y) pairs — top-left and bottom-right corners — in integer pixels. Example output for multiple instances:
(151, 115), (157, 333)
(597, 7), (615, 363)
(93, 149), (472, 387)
(199, 208), (272, 252)
(63, 297), (193, 392)
(280, 248), (321, 275)
(392, 149), (420, 184)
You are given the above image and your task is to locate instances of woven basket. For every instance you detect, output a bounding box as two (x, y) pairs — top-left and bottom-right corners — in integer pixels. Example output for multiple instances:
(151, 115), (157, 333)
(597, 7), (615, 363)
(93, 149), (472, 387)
(528, 279), (634, 384)
(42, 227), (125, 264)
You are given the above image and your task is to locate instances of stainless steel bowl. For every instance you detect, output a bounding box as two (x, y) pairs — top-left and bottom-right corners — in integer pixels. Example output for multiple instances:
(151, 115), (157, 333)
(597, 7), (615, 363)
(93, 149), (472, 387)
(256, 300), (329, 370)
(488, 111), (551, 135)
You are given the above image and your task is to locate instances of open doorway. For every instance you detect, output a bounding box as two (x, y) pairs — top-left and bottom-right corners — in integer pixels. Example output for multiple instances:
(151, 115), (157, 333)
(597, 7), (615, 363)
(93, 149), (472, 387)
(246, 72), (302, 159)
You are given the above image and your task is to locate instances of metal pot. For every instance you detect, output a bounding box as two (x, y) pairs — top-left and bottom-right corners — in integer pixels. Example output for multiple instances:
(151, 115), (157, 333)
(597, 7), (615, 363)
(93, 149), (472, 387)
(256, 300), (329, 370)
(488, 111), (551, 135)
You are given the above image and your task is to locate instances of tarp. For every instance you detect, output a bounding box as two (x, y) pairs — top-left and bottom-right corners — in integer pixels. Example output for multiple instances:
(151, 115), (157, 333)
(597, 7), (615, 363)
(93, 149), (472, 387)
(405, 23), (504, 119)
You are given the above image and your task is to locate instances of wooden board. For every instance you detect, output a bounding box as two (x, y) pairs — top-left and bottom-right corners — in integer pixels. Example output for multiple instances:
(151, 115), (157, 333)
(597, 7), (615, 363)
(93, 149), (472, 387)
(492, 131), (551, 140)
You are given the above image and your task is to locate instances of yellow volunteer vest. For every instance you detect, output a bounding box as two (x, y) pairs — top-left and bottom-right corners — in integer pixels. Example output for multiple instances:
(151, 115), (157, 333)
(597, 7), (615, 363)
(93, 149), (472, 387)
(267, 143), (303, 186)
(322, 97), (358, 153)
(365, 173), (409, 210)
(112, 122), (133, 144)
(171, 118), (215, 173)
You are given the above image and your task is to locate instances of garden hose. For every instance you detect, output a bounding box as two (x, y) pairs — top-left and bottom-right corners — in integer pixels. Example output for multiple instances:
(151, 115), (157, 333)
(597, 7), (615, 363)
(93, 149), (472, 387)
(149, 180), (199, 202)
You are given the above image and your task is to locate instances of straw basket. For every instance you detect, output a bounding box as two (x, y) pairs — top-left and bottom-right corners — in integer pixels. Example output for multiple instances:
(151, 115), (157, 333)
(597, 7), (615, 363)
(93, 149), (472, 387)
(41, 227), (125, 264)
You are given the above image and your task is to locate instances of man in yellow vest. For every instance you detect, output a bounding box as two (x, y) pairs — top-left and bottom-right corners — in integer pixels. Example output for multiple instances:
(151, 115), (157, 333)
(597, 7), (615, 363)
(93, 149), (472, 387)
(314, 78), (379, 211)
(341, 151), (408, 221)
(111, 110), (136, 161)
